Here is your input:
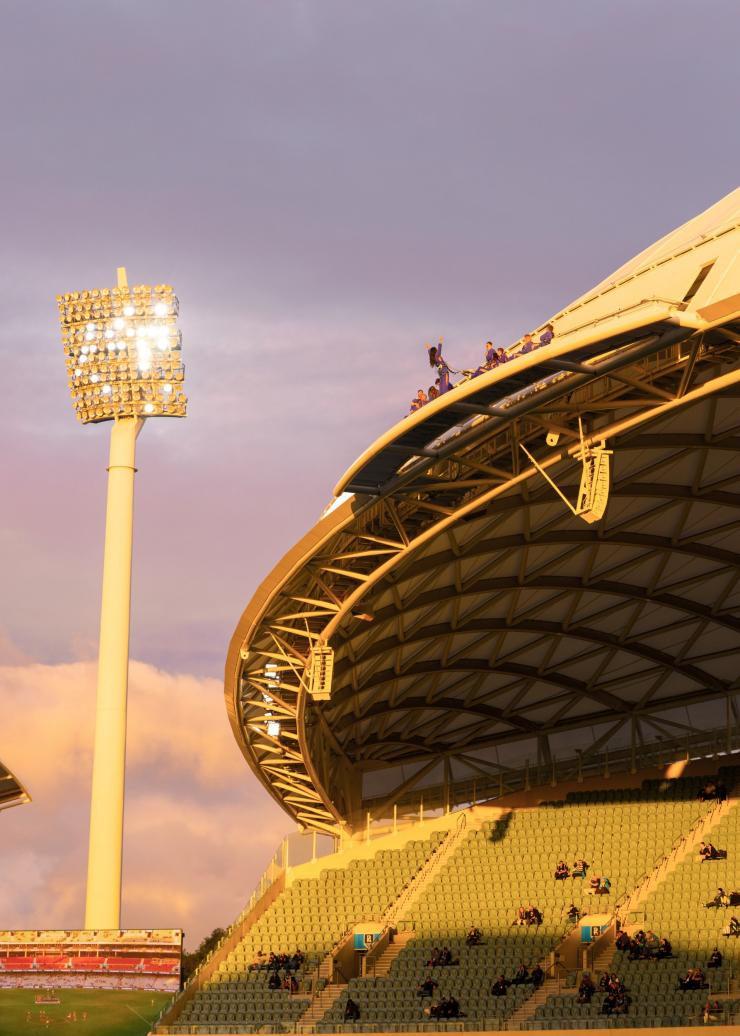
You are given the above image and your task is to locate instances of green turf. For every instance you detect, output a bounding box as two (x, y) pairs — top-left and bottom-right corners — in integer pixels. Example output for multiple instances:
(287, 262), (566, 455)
(0, 988), (171, 1036)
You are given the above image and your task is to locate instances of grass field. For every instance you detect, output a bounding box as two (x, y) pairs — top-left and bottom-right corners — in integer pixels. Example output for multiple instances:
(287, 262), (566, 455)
(0, 988), (171, 1036)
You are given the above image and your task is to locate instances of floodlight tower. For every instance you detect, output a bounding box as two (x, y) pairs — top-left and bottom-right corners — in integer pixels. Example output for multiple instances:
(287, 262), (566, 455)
(56, 268), (186, 929)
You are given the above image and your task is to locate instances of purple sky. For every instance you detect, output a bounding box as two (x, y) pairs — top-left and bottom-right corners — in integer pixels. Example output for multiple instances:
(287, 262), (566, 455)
(2, 1), (740, 943)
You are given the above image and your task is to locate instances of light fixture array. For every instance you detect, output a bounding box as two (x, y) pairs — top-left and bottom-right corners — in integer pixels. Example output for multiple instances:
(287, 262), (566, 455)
(57, 283), (187, 424)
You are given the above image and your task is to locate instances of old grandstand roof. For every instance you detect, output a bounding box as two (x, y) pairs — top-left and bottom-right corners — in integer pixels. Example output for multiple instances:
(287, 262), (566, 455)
(0, 759), (29, 812)
(227, 187), (740, 834)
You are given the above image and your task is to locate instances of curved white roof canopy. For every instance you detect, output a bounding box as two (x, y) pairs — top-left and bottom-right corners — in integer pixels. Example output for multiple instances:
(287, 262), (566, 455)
(227, 187), (740, 833)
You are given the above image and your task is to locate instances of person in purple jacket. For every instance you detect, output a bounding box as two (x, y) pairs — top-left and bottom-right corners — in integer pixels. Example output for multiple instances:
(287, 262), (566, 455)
(539, 323), (555, 347)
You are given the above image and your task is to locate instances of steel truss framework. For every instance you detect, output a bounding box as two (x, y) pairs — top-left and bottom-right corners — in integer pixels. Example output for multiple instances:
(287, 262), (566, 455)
(226, 316), (740, 834)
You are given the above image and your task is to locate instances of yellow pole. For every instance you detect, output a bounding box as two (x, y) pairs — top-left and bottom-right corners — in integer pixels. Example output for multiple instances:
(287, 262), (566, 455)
(84, 413), (143, 929)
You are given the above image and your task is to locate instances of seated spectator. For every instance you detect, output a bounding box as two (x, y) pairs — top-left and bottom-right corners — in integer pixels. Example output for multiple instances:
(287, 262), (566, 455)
(722, 916), (740, 937)
(283, 974), (299, 994)
(512, 906), (528, 927)
(698, 780), (718, 801)
(344, 996), (360, 1021)
(577, 973), (595, 1004)
(678, 967), (707, 990)
(657, 937), (673, 959)
(511, 963), (530, 985)
(565, 903), (581, 922)
(428, 385), (439, 401)
(531, 964), (544, 988)
(426, 948), (441, 967)
(699, 841), (724, 861)
(496, 347), (508, 364)
(538, 324), (555, 347)
(607, 973), (625, 994)
(615, 930), (631, 953)
(491, 975), (509, 997)
(598, 876), (611, 894)
(598, 972), (610, 993)
(445, 995), (462, 1019)
(417, 977), (438, 998)
(572, 858), (588, 878)
(707, 948), (723, 969)
(587, 875), (601, 894)
(526, 905), (543, 926)
(440, 946), (457, 966)
(706, 888), (730, 908)
(554, 860), (570, 880)
(704, 999), (723, 1024)
(268, 970), (281, 990)
(465, 927), (483, 946)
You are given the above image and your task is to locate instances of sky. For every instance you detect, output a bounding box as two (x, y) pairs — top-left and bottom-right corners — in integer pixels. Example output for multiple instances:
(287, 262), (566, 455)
(1, 0), (740, 947)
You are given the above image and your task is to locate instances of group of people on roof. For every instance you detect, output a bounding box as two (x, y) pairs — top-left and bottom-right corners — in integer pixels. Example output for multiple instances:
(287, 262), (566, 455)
(408, 323), (555, 414)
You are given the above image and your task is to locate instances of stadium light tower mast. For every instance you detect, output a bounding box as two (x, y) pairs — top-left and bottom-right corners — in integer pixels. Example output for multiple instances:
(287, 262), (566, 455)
(56, 268), (186, 929)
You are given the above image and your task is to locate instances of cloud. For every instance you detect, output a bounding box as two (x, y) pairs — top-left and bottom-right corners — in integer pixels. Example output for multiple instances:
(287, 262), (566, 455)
(0, 657), (290, 948)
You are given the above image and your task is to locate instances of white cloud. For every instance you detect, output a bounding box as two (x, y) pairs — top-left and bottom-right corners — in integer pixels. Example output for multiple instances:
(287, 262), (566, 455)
(0, 658), (290, 947)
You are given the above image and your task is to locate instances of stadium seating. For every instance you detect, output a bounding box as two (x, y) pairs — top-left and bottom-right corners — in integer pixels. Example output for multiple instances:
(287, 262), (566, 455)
(315, 776), (715, 1030)
(158, 771), (736, 1033)
(173, 832), (446, 1030)
(525, 769), (740, 1029)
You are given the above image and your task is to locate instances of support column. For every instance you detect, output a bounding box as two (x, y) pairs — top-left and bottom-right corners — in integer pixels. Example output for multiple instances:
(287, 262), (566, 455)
(84, 416), (142, 929)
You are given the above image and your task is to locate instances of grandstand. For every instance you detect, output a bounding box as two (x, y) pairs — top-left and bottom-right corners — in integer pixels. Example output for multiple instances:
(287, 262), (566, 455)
(156, 188), (740, 1033)
(0, 758), (29, 813)
(0, 930), (182, 994)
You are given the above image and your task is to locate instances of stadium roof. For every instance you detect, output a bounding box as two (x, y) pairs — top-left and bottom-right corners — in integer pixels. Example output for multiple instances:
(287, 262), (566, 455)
(227, 187), (740, 834)
(0, 759), (30, 813)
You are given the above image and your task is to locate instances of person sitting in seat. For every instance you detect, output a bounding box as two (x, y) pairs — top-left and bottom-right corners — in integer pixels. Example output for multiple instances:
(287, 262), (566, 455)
(698, 780), (718, 801)
(577, 973), (595, 1004)
(565, 903), (581, 923)
(418, 977), (438, 998)
(678, 967), (707, 990)
(527, 905), (543, 926)
(531, 963), (545, 988)
(491, 974), (509, 996)
(707, 948), (723, 969)
(722, 916), (740, 937)
(572, 858), (588, 878)
(445, 995), (462, 1018)
(699, 841), (724, 861)
(512, 906), (528, 926)
(598, 972), (610, 993)
(704, 999), (723, 1024)
(268, 970), (281, 990)
(283, 974), (299, 994)
(554, 860), (570, 880)
(628, 930), (647, 960)
(344, 996), (360, 1021)
(511, 963), (530, 985)
(427, 384), (439, 401)
(657, 937), (673, 959)
(706, 888), (730, 908)
(615, 930), (631, 953)
(495, 347), (508, 365)
(587, 874), (602, 895)
(439, 947), (456, 966)
(466, 927), (483, 946)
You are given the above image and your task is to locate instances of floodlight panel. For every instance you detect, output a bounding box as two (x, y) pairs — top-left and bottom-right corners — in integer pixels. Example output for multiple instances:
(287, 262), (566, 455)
(57, 283), (187, 424)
